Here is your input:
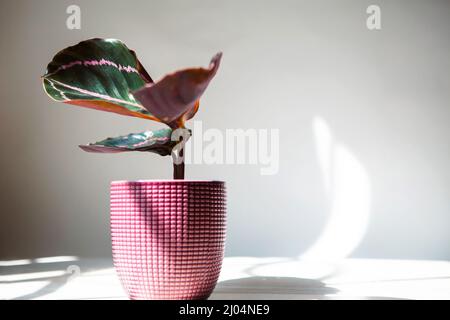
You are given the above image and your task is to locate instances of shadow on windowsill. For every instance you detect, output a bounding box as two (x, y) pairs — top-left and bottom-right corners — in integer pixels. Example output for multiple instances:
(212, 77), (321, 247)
(210, 276), (409, 300)
(210, 276), (338, 299)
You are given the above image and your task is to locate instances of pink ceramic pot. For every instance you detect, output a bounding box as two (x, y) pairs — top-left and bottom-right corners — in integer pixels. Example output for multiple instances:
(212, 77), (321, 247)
(110, 180), (226, 300)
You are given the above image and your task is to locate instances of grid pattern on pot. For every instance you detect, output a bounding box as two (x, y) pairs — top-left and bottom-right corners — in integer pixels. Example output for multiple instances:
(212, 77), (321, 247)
(110, 181), (226, 300)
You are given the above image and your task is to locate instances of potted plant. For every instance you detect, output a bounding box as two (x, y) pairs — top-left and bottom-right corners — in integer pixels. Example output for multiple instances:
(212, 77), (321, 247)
(42, 38), (225, 300)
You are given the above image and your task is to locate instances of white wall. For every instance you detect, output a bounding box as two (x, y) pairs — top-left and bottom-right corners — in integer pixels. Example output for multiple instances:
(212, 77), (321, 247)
(0, 0), (449, 260)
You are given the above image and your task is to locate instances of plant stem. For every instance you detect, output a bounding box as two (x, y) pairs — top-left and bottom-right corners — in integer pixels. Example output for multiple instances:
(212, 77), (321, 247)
(173, 136), (185, 180)
(173, 160), (185, 180)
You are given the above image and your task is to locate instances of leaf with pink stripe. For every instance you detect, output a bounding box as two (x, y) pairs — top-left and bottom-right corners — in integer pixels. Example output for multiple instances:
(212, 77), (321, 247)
(42, 38), (158, 121)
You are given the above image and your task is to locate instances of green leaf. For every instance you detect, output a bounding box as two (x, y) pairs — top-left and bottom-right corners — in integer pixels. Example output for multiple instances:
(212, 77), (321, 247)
(42, 38), (159, 121)
(79, 128), (176, 156)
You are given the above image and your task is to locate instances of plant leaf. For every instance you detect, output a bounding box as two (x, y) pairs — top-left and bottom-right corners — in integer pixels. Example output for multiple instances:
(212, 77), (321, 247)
(79, 128), (176, 156)
(133, 52), (222, 128)
(42, 38), (159, 121)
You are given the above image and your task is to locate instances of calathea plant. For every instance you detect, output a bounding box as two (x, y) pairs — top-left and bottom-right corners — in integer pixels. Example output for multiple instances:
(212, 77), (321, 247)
(42, 38), (221, 179)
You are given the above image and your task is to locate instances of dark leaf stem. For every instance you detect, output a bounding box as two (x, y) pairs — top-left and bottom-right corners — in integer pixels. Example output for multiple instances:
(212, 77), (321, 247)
(173, 159), (185, 180)
(172, 134), (185, 180)
(172, 145), (184, 179)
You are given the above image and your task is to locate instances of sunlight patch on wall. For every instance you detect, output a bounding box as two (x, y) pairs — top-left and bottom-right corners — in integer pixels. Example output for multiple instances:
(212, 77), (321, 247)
(301, 116), (371, 262)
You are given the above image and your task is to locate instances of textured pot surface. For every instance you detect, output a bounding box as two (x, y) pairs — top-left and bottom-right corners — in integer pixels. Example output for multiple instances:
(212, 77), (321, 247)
(110, 180), (226, 300)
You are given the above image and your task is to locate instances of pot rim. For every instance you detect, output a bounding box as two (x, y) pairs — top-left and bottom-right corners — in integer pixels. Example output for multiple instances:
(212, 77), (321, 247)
(111, 180), (225, 184)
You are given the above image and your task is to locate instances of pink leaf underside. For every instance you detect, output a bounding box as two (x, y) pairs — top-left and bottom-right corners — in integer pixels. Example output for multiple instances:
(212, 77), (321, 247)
(132, 52), (222, 125)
